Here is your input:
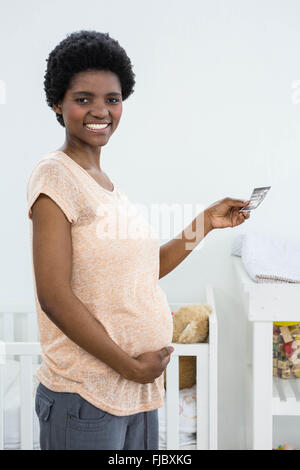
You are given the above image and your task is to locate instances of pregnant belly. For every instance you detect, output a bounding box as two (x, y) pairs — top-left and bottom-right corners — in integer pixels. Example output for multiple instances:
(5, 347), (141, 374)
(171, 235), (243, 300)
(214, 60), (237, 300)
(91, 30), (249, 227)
(102, 298), (174, 357)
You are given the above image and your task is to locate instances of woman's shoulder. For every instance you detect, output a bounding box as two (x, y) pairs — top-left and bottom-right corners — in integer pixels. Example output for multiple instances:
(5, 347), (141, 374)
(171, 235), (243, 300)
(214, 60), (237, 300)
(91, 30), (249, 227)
(27, 151), (83, 224)
(30, 150), (72, 173)
(27, 151), (80, 187)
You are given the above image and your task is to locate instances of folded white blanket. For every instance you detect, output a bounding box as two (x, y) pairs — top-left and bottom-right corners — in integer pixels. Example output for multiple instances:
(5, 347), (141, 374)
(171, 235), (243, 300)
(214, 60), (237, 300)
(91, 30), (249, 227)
(231, 232), (300, 283)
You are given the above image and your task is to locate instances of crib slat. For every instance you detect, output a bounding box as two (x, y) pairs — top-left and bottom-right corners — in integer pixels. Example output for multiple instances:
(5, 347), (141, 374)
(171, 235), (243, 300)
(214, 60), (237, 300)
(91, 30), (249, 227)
(0, 365), (4, 450)
(0, 341), (6, 450)
(206, 284), (218, 449)
(3, 313), (14, 341)
(26, 312), (38, 342)
(20, 356), (33, 450)
(165, 352), (179, 449)
(196, 348), (209, 449)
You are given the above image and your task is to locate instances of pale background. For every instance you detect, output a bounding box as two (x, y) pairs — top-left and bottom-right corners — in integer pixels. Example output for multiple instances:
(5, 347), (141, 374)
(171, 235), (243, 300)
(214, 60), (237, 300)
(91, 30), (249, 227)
(1, 0), (300, 449)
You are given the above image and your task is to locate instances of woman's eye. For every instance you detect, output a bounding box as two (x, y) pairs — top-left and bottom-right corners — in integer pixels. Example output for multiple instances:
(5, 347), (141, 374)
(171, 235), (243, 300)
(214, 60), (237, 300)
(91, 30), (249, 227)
(76, 98), (88, 104)
(75, 97), (120, 104)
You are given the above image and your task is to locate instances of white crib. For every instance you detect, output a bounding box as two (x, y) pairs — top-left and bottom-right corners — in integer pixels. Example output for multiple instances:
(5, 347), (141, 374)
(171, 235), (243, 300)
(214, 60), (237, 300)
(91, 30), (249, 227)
(165, 284), (218, 450)
(0, 284), (218, 450)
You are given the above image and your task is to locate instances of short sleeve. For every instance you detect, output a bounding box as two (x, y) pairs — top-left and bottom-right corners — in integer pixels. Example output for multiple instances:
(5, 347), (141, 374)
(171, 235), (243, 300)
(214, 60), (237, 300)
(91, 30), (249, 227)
(27, 158), (82, 224)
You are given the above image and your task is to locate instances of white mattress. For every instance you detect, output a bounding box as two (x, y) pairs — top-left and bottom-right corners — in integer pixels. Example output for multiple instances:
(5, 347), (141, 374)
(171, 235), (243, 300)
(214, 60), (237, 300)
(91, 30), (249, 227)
(3, 360), (197, 450)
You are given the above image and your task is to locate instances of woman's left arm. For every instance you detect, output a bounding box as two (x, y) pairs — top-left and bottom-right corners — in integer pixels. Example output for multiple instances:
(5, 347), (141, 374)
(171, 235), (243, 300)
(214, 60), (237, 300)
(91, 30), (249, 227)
(159, 197), (250, 279)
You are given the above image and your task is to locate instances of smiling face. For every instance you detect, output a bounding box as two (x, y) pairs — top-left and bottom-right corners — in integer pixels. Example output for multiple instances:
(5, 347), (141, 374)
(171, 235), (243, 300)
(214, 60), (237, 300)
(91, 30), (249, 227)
(53, 69), (123, 150)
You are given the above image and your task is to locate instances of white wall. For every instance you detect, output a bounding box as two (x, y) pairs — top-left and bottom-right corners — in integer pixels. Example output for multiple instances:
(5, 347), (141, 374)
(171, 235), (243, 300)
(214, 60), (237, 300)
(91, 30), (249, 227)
(1, 0), (300, 449)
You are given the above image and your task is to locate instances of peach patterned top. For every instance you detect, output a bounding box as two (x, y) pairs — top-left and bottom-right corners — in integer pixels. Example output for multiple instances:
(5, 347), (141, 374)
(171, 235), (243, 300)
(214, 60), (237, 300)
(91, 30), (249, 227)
(27, 150), (173, 416)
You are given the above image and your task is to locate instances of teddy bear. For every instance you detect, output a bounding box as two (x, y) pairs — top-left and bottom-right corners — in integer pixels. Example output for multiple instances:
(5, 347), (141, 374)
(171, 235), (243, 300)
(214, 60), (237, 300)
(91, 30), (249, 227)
(164, 303), (212, 390)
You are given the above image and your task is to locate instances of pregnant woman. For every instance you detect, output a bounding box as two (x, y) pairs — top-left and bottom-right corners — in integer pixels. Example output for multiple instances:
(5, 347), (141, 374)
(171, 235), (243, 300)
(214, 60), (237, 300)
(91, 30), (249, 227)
(27, 30), (250, 450)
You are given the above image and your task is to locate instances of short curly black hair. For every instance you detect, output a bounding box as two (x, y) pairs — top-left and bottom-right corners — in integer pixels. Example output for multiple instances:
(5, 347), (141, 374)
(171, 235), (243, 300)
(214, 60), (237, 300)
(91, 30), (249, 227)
(44, 30), (136, 127)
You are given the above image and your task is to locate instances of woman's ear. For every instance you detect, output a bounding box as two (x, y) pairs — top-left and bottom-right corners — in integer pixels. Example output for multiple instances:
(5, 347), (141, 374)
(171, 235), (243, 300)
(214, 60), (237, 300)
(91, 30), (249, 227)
(52, 102), (62, 115)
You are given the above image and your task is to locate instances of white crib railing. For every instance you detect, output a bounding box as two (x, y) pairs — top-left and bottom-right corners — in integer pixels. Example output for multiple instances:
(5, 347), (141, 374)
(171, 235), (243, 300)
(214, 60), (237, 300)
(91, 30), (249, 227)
(0, 304), (41, 450)
(0, 284), (218, 450)
(0, 342), (41, 450)
(166, 284), (218, 450)
(0, 305), (39, 342)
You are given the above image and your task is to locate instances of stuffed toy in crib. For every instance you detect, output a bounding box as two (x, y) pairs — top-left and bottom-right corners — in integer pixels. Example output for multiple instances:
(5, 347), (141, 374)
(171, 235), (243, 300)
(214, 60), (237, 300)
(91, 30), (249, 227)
(164, 303), (212, 390)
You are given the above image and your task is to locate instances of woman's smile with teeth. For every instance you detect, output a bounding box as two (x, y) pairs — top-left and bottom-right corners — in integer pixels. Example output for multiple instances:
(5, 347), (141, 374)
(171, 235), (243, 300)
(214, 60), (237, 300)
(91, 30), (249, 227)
(84, 123), (111, 133)
(85, 123), (109, 128)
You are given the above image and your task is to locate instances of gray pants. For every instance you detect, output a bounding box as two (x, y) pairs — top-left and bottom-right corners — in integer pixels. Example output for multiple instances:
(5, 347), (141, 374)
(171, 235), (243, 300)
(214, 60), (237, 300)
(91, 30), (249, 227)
(35, 382), (159, 450)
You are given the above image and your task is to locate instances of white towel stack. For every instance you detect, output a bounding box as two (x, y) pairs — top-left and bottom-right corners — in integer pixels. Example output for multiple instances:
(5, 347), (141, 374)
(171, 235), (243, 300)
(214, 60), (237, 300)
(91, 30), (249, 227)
(231, 232), (300, 283)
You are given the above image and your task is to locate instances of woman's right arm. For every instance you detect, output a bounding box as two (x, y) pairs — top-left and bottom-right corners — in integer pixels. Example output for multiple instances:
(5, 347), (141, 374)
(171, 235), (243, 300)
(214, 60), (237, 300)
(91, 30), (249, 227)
(31, 194), (173, 384)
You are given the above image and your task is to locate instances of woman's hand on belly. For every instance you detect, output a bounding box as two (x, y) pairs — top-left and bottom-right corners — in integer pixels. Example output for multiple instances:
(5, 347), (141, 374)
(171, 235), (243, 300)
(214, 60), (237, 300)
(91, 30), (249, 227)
(126, 346), (174, 384)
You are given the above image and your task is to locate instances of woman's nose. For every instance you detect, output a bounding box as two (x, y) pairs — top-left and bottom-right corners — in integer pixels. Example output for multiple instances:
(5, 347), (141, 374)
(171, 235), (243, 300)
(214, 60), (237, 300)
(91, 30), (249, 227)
(89, 105), (109, 118)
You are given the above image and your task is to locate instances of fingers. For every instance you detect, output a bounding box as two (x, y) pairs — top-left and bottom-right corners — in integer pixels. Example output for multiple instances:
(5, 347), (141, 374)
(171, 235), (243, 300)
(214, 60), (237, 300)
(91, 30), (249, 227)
(158, 347), (172, 362)
(159, 346), (174, 370)
(226, 197), (250, 209)
(241, 208), (250, 218)
(226, 198), (250, 207)
(232, 208), (250, 226)
(240, 211), (250, 223)
(162, 355), (171, 368)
